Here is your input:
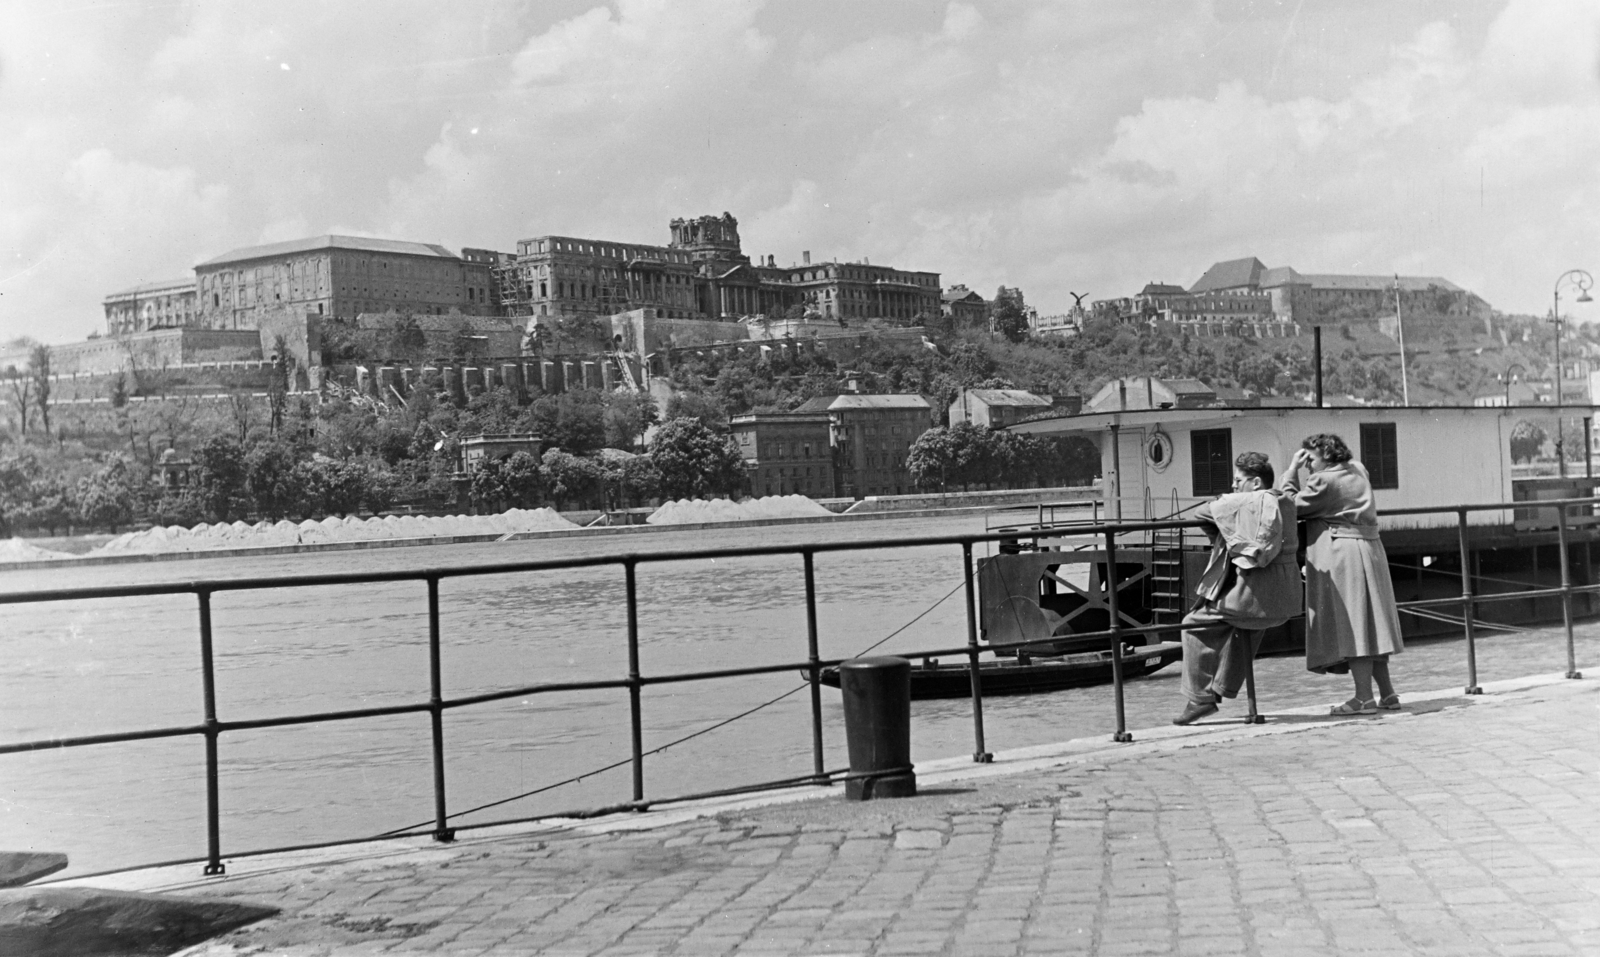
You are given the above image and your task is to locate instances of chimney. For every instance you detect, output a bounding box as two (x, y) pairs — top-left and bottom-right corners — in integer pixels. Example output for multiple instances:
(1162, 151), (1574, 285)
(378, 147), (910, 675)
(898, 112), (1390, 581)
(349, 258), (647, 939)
(803, 251), (811, 265)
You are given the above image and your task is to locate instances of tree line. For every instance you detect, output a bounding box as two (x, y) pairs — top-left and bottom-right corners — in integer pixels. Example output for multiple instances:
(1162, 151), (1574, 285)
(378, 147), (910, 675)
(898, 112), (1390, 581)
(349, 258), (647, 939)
(0, 361), (748, 535)
(905, 424), (1096, 492)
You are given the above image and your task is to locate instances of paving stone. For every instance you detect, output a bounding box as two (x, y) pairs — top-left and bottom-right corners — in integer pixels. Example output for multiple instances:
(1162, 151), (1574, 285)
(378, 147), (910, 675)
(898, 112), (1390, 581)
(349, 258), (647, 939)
(153, 676), (1600, 957)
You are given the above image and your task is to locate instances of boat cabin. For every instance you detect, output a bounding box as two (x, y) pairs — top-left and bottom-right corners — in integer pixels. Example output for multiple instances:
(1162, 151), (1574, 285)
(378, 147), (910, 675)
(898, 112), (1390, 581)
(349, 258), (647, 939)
(972, 403), (1600, 658)
(1010, 405), (1519, 529)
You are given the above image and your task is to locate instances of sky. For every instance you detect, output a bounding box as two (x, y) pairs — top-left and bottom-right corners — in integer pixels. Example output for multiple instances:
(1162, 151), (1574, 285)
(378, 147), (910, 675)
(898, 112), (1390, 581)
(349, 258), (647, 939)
(2, 0), (1598, 345)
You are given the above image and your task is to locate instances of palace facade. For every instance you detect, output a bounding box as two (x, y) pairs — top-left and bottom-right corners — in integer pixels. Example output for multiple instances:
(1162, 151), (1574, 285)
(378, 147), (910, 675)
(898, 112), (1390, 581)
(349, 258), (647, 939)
(495, 213), (942, 324)
(191, 235), (501, 331)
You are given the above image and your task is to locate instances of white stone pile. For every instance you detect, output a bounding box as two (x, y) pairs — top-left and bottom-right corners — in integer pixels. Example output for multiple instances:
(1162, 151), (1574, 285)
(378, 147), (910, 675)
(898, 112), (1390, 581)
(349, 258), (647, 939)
(92, 508), (580, 556)
(0, 538), (72, 562)
(647, 494), (836, 525)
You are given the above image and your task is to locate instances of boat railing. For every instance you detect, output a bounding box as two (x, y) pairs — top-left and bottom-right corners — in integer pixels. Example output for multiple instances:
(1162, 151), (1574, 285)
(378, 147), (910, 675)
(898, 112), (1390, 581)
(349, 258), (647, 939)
(1, 494), (1594, 880)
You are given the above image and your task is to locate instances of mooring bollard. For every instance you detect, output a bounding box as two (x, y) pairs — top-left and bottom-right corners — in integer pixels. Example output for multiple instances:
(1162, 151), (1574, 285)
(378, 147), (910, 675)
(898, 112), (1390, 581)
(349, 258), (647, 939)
(839, 656), (916, 800)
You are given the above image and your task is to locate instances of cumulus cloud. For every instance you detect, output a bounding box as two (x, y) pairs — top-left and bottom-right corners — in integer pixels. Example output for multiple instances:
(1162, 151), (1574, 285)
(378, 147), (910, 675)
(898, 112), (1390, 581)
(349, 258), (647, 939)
(1, 0), (1596, 344)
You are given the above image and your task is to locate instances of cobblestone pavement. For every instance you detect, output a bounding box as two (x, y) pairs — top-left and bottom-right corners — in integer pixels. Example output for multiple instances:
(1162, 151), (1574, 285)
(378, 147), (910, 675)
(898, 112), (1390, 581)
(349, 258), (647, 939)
(146, 674), (1600, 956)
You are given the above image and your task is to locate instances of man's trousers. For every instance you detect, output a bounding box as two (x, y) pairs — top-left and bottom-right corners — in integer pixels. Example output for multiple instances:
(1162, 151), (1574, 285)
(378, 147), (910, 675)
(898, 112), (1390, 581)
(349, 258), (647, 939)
(1181, 609), (1266, 705)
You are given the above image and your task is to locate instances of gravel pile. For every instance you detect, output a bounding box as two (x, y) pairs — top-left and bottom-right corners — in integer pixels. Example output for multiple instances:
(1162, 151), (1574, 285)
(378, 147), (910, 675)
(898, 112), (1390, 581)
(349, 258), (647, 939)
(0, 538), (72, 562)
(647, 494), (835, 525)
(92, 508), (579, 555)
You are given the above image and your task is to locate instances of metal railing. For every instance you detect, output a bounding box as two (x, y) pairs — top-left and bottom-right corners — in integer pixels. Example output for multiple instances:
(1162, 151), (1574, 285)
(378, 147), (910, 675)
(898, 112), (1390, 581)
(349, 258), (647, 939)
(0, 495), (1594, 878)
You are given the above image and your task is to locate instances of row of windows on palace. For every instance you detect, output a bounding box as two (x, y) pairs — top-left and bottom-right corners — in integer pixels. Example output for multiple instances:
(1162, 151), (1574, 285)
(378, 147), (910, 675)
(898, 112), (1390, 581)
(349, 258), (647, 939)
(1188, 423), (1400, 496)
(517, 238), (939, 288)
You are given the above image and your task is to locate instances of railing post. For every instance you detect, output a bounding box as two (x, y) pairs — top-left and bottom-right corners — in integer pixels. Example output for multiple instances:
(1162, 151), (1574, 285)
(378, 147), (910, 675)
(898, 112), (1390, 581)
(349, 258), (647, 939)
(1457, 509), (1482, 694)
(1104, 528), (1132, 743)
(961, 543), (992, 763)
(803, 550), (826, 782)
(1556, 507), (1582, 679)
(198, 590), (225, 876)
(625, 560), (646, 801)
(426, 576), (454, 842)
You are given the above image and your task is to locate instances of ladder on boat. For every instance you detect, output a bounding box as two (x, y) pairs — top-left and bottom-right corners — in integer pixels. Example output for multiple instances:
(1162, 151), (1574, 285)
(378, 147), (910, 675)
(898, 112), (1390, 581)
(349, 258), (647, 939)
(1148, 489), (1187, 626)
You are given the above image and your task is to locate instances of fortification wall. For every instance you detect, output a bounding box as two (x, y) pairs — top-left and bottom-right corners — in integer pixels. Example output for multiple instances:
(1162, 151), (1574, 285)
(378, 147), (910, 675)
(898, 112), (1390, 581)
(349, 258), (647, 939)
(0, 330), (262, 377)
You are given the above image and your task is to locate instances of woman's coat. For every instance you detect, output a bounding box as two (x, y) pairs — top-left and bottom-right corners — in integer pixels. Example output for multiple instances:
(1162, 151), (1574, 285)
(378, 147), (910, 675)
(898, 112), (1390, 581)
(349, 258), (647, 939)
(1281, 460), (1405, 673)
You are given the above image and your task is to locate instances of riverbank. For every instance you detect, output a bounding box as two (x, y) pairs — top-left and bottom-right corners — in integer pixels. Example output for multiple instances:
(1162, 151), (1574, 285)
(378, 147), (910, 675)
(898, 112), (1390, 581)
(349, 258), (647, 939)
(77, 667), (1600, 956)
(0, 486), (1099, 571)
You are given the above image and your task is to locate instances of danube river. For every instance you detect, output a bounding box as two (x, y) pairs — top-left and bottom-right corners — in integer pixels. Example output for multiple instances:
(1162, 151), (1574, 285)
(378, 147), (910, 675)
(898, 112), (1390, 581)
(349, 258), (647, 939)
(2, 512), (1592, 877)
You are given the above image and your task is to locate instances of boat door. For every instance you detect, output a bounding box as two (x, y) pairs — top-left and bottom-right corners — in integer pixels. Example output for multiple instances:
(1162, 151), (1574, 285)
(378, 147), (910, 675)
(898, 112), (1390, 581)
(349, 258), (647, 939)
(1112, 427), (1147, 520)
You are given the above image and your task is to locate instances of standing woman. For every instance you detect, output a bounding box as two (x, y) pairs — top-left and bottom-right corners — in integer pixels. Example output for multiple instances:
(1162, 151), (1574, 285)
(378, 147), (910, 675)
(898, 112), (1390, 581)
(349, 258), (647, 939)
(1282, 433), (1404, 714)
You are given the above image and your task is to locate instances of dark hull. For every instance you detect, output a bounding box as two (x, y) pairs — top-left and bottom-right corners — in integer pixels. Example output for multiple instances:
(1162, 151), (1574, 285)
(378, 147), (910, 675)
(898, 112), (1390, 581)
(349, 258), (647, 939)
(818, 642), (1183, 700)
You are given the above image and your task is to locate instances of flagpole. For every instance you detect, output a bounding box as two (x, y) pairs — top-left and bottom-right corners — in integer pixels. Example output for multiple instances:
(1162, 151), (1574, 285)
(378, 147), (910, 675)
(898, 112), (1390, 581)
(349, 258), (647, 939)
(1394, 274), (1410, 407)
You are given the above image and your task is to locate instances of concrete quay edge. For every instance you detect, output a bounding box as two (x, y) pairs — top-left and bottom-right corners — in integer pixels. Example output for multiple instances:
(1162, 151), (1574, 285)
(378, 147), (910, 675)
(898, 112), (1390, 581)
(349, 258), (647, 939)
(56, 664), (1592, 899)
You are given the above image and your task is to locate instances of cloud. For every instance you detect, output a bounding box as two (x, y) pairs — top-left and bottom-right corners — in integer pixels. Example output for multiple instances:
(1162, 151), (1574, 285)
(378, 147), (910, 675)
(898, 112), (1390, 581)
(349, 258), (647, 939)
(1, 0), (1597, 345)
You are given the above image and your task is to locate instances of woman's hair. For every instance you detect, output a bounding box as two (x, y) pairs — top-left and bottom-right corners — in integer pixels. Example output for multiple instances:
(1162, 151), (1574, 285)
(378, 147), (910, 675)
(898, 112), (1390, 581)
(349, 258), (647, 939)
(1301, 432), (1352, 464)
(1235, 451), (1274, 487)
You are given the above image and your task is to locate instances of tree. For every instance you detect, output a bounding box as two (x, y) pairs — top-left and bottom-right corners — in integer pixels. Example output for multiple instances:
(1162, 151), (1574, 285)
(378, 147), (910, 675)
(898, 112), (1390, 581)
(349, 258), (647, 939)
(0, 448), (39, 536)
(266, 346), (290, 436)
(501, 451), (546, 507)
(650, 416), (746, 501)
(244, 440), (300, 519)
(990, 287), (1030, 344)
(191, 436), (248, 520)
(541, 449), (603, 509)
(603, 390), (658, 451)
(614, 454), (662, 508)
(1510, 420), (1548, 463)
(907, 426), (960, 491)
(469, 456), (511, 512)
(29, 345), (51, 436)
(296, 456), (367, 517)
(2, 365), (32, 434)
(528, 390), (607, 455)
(664, 390), (728, 432)
(76, 455), (138, 533)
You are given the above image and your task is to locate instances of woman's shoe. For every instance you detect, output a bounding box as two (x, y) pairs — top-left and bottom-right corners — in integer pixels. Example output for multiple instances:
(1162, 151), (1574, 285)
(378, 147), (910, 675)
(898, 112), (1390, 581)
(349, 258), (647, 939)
(1377, 694), (1401, 711)
(1329, 698), (1377, 716)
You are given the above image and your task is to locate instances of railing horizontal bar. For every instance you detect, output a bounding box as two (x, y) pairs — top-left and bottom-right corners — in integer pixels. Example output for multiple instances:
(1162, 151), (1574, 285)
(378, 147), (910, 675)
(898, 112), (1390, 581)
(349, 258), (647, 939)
(0, 723), (207, 755)
(443, 678), (635, 709)
(639, 659), (870, 686)
(1397, 583), (1600, 611)
(1378, 495), (1599, 517)
(221, 702), (434, 731)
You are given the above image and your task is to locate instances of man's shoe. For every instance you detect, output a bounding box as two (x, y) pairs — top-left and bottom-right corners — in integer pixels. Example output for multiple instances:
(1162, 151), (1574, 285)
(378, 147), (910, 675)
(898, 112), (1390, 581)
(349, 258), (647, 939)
(1173, 700), (1219, 725)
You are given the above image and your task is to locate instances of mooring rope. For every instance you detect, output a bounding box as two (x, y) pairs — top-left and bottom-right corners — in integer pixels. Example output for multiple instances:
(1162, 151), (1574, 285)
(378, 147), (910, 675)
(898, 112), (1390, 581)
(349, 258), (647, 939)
(377, 567), (975, 836)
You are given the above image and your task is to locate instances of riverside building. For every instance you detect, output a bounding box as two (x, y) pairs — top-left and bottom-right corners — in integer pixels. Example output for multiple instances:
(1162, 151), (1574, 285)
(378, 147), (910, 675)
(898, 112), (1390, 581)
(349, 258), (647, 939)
(794, 394), (934, 498)
(730, 412), (836, 499)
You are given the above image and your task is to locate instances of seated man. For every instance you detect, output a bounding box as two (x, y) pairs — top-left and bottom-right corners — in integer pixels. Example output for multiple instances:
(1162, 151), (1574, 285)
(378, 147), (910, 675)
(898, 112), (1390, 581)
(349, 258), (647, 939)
(1173, 451), (1302, 725)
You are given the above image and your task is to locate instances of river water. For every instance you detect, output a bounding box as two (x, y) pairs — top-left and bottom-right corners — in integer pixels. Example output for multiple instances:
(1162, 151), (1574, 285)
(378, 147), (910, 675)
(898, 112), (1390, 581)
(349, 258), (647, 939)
(2, 513), (1594, 878)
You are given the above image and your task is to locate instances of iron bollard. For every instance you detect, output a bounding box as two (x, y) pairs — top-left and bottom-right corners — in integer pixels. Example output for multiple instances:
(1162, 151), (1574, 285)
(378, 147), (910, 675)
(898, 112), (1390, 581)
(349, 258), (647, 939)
(839, 656), (916, 800)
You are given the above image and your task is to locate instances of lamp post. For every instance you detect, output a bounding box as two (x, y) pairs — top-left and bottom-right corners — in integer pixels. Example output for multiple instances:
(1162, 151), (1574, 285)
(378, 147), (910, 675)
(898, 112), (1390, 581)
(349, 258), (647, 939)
(1551, 270), (1594, 478)
(1498, 362), (1526, 406)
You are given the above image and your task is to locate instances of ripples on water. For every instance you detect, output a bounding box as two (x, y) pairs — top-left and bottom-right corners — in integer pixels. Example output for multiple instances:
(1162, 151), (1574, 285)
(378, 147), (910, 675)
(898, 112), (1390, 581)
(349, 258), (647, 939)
(2, 515), (1594, 876)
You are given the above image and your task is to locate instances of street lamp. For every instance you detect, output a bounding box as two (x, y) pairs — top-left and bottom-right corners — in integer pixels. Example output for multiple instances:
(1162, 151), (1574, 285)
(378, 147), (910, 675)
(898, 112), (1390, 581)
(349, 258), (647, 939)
(1498, 362), (1526, 406)
(1551, 269), (1594, 478)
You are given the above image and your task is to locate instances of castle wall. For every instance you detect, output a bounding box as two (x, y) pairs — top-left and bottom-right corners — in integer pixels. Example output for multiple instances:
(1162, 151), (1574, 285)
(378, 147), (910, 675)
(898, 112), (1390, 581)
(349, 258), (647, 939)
(1, 329), (263, 377)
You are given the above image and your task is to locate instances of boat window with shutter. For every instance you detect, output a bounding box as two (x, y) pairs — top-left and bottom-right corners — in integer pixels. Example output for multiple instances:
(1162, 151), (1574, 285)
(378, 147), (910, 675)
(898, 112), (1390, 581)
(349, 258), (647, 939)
(1191, 428), (1233, 496)
(1360, 422), (1399, 489)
